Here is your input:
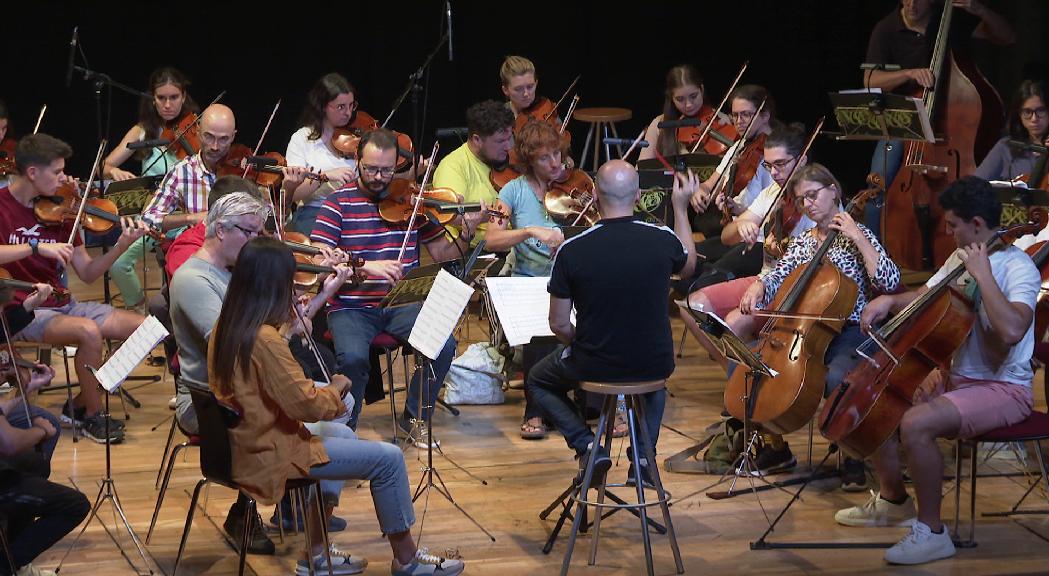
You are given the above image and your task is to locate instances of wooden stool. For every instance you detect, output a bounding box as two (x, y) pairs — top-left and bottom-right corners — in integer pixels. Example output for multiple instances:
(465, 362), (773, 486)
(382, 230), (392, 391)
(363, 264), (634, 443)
(561, 380), (683, 576)
(574, 107), (632, 171)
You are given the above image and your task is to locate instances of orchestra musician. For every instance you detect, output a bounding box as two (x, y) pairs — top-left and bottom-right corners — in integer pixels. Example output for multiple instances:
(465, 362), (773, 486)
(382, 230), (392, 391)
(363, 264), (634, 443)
(639, 64), (733, 162)
(974, 79), (1049, 181)
(0, 134), (151, 444)
(835, 176), (1037, 566)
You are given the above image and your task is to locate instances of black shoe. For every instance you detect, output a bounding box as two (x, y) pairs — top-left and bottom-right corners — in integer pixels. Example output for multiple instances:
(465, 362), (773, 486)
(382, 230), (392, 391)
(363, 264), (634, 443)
(81, 414), (125, 444)
(270, 507), (348, 533)
(578, 445), (612, 487)
(752, 442), (796, 476)
(224, 505), (276, 555)
(625, 460), (657, 489)
(841, 456), (869, 492)
(61, 401), (125, 430)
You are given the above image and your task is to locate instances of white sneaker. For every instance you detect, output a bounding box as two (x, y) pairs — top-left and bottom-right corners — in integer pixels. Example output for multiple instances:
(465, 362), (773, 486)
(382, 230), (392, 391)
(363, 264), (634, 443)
(884, 520), (956, 564)
(168, 396), (177, 410)
(834, 490), (916, 527)
(16, 564), (57, 576)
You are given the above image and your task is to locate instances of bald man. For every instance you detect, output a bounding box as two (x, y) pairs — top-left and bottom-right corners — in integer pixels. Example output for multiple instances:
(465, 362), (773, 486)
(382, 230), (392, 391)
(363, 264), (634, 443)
(526, 159), (697, 484)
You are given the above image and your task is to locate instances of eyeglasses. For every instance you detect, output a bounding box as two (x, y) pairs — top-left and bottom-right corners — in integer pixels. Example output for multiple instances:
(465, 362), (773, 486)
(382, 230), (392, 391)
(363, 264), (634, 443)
(360, 164), (396, 178)
(1020, 107), (1048, 120)
(795, 184), (832, 203)
(731, 110), (756, 121)
(761, 156), (796, 172)
(230, 223), (262, 238)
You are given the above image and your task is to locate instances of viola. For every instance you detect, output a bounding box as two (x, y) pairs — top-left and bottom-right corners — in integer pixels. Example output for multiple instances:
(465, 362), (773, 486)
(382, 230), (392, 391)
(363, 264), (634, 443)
(329, 110), (414, 173)
(676, 105), (737, 156)
(880, 2), (1004, 270)
(820, 218), (1043, 458)
(0, 267), (69, 303)
(33, 182), (160, 238)
(284, 231), (367, 289)
(215, 143), (255, 177)
(160, 112), (202, 160)
(545, 169), (599, 227)
(723, 185), (881, 433)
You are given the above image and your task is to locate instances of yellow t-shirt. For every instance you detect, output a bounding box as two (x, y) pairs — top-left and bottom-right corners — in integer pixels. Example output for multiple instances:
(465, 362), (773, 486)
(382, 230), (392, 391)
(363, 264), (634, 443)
(432, 142), (498, 244)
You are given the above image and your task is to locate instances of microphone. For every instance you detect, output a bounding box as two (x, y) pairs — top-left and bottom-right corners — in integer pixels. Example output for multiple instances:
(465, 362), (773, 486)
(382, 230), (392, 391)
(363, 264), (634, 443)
(1006, 139), (1049, 154)
(65, 26), (78, 88)
(604, 137), (648, 148)
(657, 118), (702, 129)
(859, 62), (902, 71)
(435, 127), (469, 138)
(126, 138), (170, 150)
(446, 1), (453, 61)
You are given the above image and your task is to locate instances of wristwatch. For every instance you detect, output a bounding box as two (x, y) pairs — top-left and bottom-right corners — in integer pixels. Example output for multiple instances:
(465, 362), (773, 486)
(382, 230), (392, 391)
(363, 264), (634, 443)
(27, 238), (39, 256)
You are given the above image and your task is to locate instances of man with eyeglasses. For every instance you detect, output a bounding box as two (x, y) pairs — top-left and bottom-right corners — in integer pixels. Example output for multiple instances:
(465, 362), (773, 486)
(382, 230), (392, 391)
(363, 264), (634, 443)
(312, 128), (486, 449)
(142, 104), (310, 232)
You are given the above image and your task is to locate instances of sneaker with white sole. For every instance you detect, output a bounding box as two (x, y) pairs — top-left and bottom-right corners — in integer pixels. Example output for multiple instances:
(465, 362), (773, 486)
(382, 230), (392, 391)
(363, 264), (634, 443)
(834, 490), (916, 527)
(392, 547), (464, 576)
(16, 563), (57, 576)
(296, 544), (367, 575)
(884, 520), (956, 565)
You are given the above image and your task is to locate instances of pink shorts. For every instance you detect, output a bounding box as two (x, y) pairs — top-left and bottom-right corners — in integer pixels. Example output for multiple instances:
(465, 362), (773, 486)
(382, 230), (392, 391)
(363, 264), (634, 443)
(937, 375), (1033, 439)
(694, 276), (758, 319)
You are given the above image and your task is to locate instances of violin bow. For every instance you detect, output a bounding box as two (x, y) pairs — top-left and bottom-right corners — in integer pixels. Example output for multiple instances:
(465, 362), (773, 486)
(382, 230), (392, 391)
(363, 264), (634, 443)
(32, 105), (47, 135)
(701, 97), (768, 211)
(545, 75), (582, 122)
(141, 90), (226, 175)
(241, 99), (281, 179)
(0, 312), (35, 424)
(66, 140), (107, 245)
(689, 61), (748, 155)
(623, 127), (647, 159)
(558, 95), (581, 135)
(396, 142), (440, 263)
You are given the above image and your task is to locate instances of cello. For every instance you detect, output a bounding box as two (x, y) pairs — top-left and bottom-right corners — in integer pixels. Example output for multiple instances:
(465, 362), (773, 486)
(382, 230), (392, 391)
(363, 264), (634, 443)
(880, 2), (1004, 270)
(723, 185), (880, 434)
(820, 218), (1043, 458)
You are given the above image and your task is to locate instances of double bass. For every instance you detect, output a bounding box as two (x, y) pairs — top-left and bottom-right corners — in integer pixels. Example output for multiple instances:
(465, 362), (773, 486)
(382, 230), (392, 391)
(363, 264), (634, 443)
(723, 185), (880, 434)
(821, 218), (1042, 458)
(880, 2), (1004, 270)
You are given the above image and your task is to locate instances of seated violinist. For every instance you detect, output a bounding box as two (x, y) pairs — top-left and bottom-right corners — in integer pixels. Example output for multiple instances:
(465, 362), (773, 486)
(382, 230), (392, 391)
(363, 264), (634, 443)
(639, 64), (733, 162)
(141, 103), (309, 233)
(432, 100), (515, 245)
(310, 129), (485, 447)
(835, 176), (1038, 566)
(738, 163), (899, 484)
(0, 134), (151, 444)
(500, 55), (558, 128)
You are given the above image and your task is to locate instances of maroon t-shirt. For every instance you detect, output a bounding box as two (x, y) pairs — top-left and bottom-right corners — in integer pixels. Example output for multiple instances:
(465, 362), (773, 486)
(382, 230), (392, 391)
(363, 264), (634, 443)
(0, 186), (82, 307)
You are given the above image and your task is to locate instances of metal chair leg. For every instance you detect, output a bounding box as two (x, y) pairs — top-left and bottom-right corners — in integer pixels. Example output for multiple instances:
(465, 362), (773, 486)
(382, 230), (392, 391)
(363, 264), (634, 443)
(238, 498), (254, 576)
(147, 441), (189, 543)
(155, 417), (178, 488)
(634, 396), (684, 574)
(173, 479), (207, 576)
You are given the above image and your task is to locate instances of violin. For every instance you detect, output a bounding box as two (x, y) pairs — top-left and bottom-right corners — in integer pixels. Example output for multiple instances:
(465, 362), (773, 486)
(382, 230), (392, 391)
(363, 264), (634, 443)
(514, 96), (558, 134)
(0, 267), (69, 303)
(544, 169), (599, 227)
(284, 231), (367, 289)
(160, 112), (202, 160)
(33, 182), (160, 239)
(329, 110), (415, 173)
(820, 217), (1044, 458)
(0, 138), (15, 176)
(238, 152), (328, 189)
(723, 185), (881, 433)
(378, 180), (506, 227)
(760, 118), (824, 259)
(676, 105), (737, 156)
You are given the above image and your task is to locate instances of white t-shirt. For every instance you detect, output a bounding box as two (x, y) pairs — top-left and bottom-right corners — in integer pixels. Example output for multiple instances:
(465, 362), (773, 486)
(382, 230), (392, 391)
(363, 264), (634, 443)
(744, 182), (815, 274)
(285, 126), (357, 208)
(925, 245), (1040, 387)
(715, 139), (774, 210)
(1013, 225), (1049, 252)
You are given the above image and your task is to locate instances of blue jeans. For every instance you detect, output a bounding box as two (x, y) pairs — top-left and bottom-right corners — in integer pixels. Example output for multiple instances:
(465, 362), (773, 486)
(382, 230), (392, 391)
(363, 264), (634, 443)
(327, 305), (456, 429)
(290, 204), (323, 235)
(528, 345), (666, 456)
(864, 139), (905, 242)
(5, 400), (61, 465)
(823, 324), (868, 397)
(308, 435), (414, 535)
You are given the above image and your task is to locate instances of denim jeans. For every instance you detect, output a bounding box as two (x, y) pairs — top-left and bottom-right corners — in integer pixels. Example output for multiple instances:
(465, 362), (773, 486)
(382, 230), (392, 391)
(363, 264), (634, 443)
(290, 203), (323, 235)
(327, 305), (456, 429)
(308, 435), (414, 535)
(527, 345), (666, 456)
(4, 400), (61, 465)
(864, 139), (905, 242)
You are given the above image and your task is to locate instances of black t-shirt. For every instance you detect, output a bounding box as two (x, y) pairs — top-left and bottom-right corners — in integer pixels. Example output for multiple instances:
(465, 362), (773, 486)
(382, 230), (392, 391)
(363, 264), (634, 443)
(548, 216), (687, 382)
(866, 2), (980, 95)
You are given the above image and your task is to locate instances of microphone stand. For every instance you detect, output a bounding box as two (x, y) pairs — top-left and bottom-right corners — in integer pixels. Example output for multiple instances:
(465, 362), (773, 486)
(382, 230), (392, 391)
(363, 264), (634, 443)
(383, 29), (449, 178)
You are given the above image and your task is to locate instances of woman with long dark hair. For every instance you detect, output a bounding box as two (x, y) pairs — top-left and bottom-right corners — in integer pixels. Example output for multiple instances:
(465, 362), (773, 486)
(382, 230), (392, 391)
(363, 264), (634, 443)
(975, 79), (1049, 181)
(208, 237), (465, 576)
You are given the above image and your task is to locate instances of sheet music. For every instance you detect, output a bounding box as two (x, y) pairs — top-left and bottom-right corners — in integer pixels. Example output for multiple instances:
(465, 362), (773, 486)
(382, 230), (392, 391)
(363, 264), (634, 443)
(485, 276), (556, 346)
(674, 300), (778, 377)
(93, 316), (169, 392)
(409, 269), (475, 359)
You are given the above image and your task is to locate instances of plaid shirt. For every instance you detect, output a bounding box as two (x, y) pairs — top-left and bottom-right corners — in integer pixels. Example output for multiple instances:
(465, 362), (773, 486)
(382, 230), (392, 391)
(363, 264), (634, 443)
(142, 153), (214, 227)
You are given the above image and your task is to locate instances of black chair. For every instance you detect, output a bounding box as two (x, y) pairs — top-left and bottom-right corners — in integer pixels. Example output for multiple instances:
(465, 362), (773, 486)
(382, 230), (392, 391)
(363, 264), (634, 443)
(172, 388), (334, 576)
(0, 513), (15, 575)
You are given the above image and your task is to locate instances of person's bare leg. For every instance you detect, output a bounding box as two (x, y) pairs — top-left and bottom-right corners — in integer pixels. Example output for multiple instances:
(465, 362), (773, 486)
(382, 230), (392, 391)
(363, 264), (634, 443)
(869, 433), (908, 501)
(99, 309), (145, 341)
(388, 530), (417, 566)
(306, 503), (336, 558)
(900, 398), (962, 531)
(41, 315), (105, 415)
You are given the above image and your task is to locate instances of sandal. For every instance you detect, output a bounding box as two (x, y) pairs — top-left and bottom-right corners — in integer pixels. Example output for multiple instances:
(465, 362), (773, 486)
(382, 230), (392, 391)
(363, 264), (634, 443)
(613, 409), (629, 438)
(520, 417), (548, 440)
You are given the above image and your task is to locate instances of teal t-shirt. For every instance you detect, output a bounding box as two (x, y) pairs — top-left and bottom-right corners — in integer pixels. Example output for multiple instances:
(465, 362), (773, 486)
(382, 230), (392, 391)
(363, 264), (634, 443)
(499, 175), (559, 277)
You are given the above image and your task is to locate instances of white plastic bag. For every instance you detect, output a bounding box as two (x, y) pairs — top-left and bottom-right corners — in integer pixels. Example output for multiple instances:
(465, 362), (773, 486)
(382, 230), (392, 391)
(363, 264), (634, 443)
(444, 342), (505, 405)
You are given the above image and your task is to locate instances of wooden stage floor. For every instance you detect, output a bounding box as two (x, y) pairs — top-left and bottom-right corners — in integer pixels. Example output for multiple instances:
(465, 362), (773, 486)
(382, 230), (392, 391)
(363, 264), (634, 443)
(23, 264), (1049, 576)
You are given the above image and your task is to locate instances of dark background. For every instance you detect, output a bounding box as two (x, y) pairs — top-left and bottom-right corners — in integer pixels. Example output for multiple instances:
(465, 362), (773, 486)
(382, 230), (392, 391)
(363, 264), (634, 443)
(4, 1), (1048, 192)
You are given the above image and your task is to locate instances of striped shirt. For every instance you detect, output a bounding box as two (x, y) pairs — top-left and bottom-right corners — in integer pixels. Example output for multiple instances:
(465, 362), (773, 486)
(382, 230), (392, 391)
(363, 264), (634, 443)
(142, 153), (214, 227)
(311, 183), (444, 310)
